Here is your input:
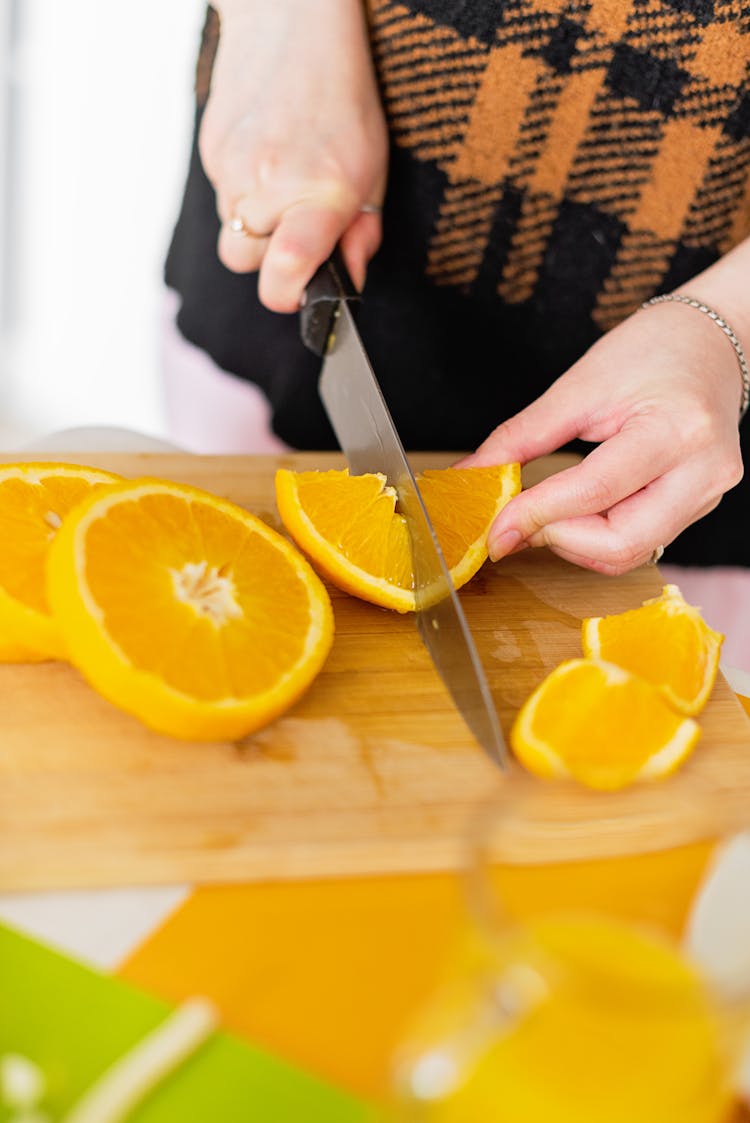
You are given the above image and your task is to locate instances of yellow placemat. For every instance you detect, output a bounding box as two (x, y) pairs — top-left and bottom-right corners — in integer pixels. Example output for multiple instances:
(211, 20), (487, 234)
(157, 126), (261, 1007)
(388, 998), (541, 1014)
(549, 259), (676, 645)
(120, 841), (714, 1100)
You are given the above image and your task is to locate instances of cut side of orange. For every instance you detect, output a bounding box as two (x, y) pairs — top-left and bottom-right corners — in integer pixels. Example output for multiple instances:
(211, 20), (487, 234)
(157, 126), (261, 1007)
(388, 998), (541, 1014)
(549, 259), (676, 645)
(510, 658), (700, 791)
(0, 462), (122, 661)
(46, 478), (334, 741)
(582, 585), (723, 716)
(274, 465), (521, 612)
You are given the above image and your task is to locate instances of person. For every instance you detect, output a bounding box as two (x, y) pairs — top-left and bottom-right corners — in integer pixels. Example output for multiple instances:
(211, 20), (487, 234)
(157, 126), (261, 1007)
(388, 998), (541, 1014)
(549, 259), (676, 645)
(162, 0), (750, 664)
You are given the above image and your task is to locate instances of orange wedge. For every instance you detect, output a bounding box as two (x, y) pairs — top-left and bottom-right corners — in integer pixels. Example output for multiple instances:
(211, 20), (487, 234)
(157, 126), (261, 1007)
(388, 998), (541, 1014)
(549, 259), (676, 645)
(0, 462), (122, 661)
(510, 658), (700, 791)
(582, 585), (723, 716)
(46, 478), (334, 741)
(275, 465), (521, 612)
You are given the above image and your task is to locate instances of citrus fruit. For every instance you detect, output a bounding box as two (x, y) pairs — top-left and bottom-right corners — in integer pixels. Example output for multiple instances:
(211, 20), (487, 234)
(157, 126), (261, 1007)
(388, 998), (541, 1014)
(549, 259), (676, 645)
(46, 477), (334, 741)
(274, 465), (521, 612)
(0, 462), (122, 661)
(582, 585), (723, 716)
(510, 658), (700, 790)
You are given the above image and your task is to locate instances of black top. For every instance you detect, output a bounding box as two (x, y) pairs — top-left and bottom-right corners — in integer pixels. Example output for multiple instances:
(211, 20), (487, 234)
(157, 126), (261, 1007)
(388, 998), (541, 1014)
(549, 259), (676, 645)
(165, 2), (750, 566)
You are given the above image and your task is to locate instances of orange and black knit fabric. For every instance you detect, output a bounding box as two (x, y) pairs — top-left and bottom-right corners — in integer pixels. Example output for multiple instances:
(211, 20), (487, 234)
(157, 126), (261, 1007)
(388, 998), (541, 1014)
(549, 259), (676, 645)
(166, 1), (750, 564)
(370, 0), (750, 327)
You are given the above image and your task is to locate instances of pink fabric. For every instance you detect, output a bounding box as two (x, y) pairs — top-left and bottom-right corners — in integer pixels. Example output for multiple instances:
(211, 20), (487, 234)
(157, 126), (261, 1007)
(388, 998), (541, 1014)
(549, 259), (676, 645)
(160, 291), (750, 673)
(160, 290), (290, 455)
(661, 564), (750, 675)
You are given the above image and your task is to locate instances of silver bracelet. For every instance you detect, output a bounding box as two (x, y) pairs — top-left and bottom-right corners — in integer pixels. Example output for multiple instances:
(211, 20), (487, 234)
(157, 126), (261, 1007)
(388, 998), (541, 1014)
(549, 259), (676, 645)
(641, 293), (750, 423)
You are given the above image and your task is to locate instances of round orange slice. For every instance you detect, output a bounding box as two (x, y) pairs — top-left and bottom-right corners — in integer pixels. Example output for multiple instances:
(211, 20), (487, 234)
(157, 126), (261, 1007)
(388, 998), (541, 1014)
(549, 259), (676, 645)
(275, 464), (521, 612)
(511, 658), (701, 791)
(0, 462), (122, 661)
(582, 585), (723, 716)
(46, 477), (334, 741)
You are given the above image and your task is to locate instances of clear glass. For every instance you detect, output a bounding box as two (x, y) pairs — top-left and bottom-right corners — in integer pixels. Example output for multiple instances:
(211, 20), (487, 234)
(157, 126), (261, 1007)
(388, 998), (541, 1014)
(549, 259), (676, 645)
(390, 772), (750, 1123)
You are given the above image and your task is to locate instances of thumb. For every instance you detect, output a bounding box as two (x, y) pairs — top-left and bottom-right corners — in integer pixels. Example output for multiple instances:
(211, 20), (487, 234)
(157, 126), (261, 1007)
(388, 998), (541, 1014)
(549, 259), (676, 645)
(339, 209), (383, 292)
(457, 376), (587, 468)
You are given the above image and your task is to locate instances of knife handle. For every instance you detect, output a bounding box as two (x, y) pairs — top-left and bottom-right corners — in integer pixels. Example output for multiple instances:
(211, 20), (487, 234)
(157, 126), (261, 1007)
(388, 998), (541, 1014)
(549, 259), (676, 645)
(300, 247), (361, 357)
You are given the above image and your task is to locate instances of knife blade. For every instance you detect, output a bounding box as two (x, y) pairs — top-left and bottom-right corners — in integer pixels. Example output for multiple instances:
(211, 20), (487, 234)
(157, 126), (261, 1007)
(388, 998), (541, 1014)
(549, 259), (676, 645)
(300, 252), (507, 769)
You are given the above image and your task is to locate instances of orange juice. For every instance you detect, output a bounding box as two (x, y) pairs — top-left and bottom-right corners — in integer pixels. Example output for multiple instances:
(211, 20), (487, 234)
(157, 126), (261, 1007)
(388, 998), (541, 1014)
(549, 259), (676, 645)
(395, 915), (737, 1123)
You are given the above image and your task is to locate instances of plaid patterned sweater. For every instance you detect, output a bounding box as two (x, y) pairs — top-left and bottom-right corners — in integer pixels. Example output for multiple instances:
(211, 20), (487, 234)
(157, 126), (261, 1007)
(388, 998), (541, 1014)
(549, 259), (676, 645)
(166, 0), (750, 564)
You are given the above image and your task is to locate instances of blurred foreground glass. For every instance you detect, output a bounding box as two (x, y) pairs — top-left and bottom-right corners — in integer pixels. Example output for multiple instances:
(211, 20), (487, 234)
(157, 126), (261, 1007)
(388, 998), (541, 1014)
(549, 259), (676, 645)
(391, 773), (750, 1123)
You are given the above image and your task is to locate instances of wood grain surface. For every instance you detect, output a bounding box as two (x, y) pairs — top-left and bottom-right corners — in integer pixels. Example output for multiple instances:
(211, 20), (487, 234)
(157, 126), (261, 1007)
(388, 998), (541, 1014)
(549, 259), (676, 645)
(0, 451), (748, 891)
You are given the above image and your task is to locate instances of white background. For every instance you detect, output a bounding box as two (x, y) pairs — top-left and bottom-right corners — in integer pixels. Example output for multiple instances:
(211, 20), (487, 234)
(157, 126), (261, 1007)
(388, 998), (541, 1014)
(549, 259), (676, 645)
(0, 0), (206, 446)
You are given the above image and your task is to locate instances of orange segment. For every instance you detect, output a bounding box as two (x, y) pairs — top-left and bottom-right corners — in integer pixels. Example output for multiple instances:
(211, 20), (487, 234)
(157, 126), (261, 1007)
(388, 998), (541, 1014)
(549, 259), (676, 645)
(275, 465), (521, 612)
(0, 462), (122, 660)
(582, 585), (723, 716)
(46, 478), (334, 741)
(511, 658), (700, 791)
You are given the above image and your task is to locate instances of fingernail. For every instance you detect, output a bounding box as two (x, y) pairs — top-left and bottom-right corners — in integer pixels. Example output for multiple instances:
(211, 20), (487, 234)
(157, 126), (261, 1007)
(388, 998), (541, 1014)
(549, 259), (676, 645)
(488, 529), (523, 562)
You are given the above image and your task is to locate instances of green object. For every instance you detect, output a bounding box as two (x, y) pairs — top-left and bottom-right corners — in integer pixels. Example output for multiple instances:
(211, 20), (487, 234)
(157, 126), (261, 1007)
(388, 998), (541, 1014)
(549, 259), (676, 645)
(0, 923), (378, 1123)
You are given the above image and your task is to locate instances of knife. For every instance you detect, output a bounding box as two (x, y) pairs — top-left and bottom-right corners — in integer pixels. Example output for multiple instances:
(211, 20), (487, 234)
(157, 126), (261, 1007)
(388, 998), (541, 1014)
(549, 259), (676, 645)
(300, 251), (508, 770)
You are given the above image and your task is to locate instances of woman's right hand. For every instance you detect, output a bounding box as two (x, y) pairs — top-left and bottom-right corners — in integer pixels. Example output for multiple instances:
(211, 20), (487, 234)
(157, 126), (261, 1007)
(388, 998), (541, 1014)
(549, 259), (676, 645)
(200, 0), (389, 312)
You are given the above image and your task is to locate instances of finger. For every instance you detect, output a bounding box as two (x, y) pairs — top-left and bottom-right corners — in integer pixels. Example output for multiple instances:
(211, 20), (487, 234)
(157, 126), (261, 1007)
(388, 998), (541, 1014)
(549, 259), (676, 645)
(217, 203), (380, 284)
(258, 201), (349, 313)
(339, 210), (383, 292)
(524, 468), (722, 576)
(215, 185), (278, 273)
(486, 419), (674, 559)
(215, 186), (256, 230)
(217, 220), (269, 274)
(537, 497), (720, 574)
(456, 374), (593, 469)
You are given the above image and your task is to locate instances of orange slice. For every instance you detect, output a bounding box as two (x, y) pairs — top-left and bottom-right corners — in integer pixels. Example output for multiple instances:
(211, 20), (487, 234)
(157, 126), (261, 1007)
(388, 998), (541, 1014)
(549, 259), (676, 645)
(582, 585), (723, 716)
(510, 658), (700, 791)
(0, 462), (122, 661)
(275, 465), (521, 612)
(46, 478), (334, 741)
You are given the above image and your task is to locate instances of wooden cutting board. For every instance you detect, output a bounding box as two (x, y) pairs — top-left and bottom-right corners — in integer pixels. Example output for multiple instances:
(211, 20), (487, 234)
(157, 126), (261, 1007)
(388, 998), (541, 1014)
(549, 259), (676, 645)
(0, 451), (748, 891)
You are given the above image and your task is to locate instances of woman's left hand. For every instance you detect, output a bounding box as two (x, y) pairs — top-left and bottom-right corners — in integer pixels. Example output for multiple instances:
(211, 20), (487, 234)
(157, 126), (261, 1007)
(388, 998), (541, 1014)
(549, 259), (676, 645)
(460, 296), (745, 575)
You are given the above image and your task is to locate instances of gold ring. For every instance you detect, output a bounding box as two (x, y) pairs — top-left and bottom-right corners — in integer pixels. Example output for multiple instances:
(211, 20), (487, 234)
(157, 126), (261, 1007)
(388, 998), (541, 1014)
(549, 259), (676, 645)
(228, 216), (273, 239)
(647, 545), (665, 566)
